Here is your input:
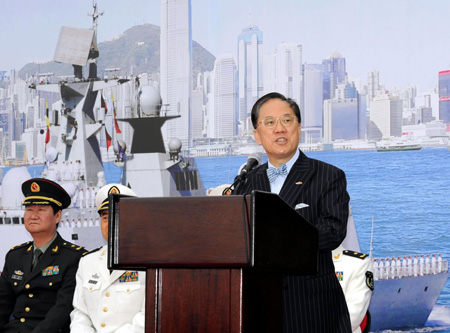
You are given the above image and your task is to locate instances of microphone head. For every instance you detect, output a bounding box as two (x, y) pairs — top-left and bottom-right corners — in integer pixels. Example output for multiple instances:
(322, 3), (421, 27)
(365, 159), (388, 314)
(248, 153), (262, 166)
(238, 154), (262, 177)
(237, 162), (248, 176)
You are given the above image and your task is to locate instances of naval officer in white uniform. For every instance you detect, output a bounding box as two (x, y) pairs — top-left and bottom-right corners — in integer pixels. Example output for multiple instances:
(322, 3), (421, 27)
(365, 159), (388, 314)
(70, 184), (145, 332)
(332, 244), (374, 333)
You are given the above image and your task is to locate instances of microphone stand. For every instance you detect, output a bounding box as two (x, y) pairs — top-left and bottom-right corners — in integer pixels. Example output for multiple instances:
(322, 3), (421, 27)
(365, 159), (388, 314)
(224, 173), (246, 195)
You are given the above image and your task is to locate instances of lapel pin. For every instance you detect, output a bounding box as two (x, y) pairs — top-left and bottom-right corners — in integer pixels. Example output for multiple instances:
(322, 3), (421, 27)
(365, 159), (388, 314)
(295, 181), (302, 185)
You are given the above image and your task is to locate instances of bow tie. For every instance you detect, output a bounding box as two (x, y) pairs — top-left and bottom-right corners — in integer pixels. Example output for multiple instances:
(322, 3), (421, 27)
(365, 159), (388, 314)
(267, 163), (288, 183)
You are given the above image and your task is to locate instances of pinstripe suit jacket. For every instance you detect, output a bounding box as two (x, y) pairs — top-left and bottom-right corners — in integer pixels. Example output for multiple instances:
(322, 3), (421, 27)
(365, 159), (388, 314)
(234, 150), (352, 333)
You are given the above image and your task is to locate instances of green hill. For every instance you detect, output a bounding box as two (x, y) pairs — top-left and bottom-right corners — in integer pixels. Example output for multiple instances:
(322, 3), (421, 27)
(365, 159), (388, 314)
(19, 24), (216, 80)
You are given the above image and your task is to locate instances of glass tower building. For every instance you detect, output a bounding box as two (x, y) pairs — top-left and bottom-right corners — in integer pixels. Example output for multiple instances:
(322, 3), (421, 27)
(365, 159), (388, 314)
(237, 25), (263, 133)
(160, 0), (193, 147)
(438, 70), (450, 123)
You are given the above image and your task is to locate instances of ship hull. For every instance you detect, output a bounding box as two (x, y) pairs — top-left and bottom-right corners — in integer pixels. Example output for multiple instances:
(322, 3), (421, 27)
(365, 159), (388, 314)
(369, 272), (449, 331)
(376, 146), (422, 152)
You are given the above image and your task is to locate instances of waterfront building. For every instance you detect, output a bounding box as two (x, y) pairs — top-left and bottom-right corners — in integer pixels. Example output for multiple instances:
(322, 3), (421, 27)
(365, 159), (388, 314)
(323, 82), (366, 142)
(402, 120), (447, 138)
(160, 0), (193, 147)
(415, 90), (439, 121)
(438, 70), (450, 124)
(237, 24), (263, 134)
(324, 98), (359, 142)
(369, 94), (403, 139)
(189, 143), (231, 157)
(191, 87), (204, 140)
(417, 106), (434, 124)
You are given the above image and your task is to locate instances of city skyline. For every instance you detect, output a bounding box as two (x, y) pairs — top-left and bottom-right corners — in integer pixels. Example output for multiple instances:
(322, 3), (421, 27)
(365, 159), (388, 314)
(1, 0), (450, 93)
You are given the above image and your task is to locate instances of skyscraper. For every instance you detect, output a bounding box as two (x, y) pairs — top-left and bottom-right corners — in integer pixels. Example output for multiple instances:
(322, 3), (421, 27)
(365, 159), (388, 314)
(210, 55), (238, 139)
(237, 24), (263, 133)
(438, 70), (450, 123)
(322, 52), (346, 100)
(323, 82), (366, 142)
(367, 70), (380, 101)
(263, 42), (303, 110)
(160, 0), (193, 147)
(302, 64), (323, 142)
(369, 94), (403, 139)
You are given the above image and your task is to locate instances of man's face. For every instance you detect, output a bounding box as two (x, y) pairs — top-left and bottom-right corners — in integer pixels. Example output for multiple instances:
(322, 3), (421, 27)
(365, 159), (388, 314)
(253, 98), (301, 166)
(100, 210), (109, 241)
(24, 205), (60, 238)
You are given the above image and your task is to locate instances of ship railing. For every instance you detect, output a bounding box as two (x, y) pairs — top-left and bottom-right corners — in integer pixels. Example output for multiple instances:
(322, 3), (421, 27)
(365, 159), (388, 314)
(372, 259), (448, 281)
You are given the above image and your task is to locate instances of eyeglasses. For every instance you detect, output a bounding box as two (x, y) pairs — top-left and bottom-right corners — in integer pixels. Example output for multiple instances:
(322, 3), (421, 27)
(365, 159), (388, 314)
(257, 114), (298, 129)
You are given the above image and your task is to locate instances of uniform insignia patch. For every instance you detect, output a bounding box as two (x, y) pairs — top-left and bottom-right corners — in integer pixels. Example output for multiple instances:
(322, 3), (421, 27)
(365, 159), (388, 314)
(119, 271), (139, 283)
(108, 186), (120, 195)
(335, 271), (344, 281)
(343, 250), (368, 259)
(366, 271), (374, 290)
(42, 266), (60, 276)
(92, 274), (100, 279)
(31, 182), (40, 192)
(88, 279), (98, 284)
(12, 272), (24, 280)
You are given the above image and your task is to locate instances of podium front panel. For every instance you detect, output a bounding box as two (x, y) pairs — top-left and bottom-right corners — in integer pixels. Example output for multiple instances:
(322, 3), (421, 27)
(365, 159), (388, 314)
(110, 196), (251, 268)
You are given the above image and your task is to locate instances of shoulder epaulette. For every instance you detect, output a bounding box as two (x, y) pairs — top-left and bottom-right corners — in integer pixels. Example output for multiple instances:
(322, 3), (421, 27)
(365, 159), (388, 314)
(343, 250), (368, 260)
(10, 241), (32, 251)
(61, 242), (86, 253)
(82, 246), (103, 257)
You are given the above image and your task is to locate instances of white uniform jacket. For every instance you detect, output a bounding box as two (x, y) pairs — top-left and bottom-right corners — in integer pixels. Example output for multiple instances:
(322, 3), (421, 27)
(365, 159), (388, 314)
(332, 245), (373, 333)
(70, 246), (146, 332)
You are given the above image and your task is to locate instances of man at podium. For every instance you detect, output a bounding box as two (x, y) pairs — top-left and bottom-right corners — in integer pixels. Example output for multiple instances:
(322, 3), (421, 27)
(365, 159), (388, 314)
(233, 92), (352, 332)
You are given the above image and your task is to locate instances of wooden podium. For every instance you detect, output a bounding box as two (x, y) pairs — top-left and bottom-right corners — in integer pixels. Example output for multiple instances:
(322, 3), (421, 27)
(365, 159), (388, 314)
(109, 190), (318, 333)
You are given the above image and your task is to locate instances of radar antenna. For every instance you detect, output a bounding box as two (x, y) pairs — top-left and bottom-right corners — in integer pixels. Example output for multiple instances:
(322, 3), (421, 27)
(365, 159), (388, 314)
(86, 0), (104, 79)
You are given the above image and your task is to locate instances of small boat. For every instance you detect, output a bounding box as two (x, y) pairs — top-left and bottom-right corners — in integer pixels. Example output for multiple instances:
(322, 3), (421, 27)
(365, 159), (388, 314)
(376, 137), (422, 152)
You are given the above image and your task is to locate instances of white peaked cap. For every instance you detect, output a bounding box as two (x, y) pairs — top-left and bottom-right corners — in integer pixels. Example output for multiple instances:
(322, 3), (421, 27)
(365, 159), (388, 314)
(207, 184), (232, 196)
(95, 183), (136, 212)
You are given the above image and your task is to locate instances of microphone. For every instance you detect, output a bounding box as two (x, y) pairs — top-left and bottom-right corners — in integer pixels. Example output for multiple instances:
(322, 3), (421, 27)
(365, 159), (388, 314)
(225, 154), (262, 195)
(238, 154), (262, 179)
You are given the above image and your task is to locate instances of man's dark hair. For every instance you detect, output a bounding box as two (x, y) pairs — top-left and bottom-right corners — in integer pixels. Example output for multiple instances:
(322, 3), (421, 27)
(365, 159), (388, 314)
(251, 92), (301, 129)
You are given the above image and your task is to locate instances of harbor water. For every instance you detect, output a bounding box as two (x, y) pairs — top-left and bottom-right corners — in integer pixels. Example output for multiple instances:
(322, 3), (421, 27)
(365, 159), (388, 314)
(196, 147), (450, 332)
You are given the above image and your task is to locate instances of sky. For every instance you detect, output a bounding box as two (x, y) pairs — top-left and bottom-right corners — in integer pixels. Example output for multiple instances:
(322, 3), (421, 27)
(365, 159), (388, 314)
(1, 0), (450, 94)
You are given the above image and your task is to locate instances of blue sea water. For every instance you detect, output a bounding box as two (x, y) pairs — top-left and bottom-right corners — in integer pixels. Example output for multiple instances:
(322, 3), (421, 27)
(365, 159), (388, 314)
(195, 147), (450, 332)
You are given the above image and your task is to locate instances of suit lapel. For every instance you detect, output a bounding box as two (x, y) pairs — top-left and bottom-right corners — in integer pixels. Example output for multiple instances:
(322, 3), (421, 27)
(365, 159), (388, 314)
(279, 151), (315, 208)
(253, 164), (271, 192)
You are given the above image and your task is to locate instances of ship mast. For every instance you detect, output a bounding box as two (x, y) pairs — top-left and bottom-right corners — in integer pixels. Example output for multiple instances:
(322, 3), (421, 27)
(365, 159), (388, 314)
(87, 0), (104, 79)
